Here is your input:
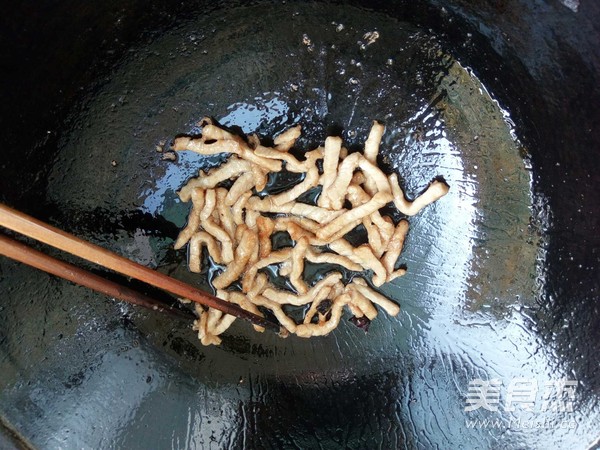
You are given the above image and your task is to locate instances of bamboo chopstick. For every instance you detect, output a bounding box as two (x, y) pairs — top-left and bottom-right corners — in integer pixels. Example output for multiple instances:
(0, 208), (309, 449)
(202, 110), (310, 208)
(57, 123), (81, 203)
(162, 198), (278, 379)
(0, 203), (280, 332)
(0, 234), (194, 321)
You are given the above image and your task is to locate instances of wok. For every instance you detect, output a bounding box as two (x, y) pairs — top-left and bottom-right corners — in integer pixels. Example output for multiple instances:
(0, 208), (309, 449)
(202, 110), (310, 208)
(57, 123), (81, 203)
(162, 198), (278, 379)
(0, 0), (599, 448)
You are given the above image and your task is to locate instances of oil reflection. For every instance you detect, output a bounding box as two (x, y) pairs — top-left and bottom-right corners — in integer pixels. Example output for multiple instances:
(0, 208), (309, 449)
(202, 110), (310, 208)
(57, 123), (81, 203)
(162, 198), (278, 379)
(219, 95), (291, 130)
(388, 63), (585, 447)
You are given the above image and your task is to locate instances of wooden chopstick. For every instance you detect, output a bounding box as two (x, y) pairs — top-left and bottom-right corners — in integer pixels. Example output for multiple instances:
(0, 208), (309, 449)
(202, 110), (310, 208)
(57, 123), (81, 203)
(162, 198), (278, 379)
(0, 234), (195, 321)
(0, 203), (280, 332)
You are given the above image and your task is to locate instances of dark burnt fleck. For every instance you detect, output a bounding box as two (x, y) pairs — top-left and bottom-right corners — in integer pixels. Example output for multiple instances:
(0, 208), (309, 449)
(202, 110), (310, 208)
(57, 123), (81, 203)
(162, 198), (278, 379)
(316, 299), (333, 314)
(349, 315), (371, 332)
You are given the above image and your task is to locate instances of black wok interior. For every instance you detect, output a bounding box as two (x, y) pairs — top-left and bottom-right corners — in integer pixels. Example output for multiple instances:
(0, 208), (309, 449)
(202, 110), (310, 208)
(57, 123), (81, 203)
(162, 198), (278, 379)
(1, 0), (599, 448)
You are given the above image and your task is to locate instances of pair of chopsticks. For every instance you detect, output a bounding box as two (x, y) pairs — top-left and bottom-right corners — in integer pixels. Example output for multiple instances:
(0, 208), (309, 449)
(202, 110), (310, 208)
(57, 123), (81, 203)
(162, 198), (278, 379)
(0, 203), (280, 332)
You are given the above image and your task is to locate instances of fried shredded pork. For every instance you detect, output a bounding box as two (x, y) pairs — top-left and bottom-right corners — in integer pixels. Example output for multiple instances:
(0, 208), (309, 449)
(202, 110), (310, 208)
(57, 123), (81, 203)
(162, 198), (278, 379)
(172, 118), (449, 344)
